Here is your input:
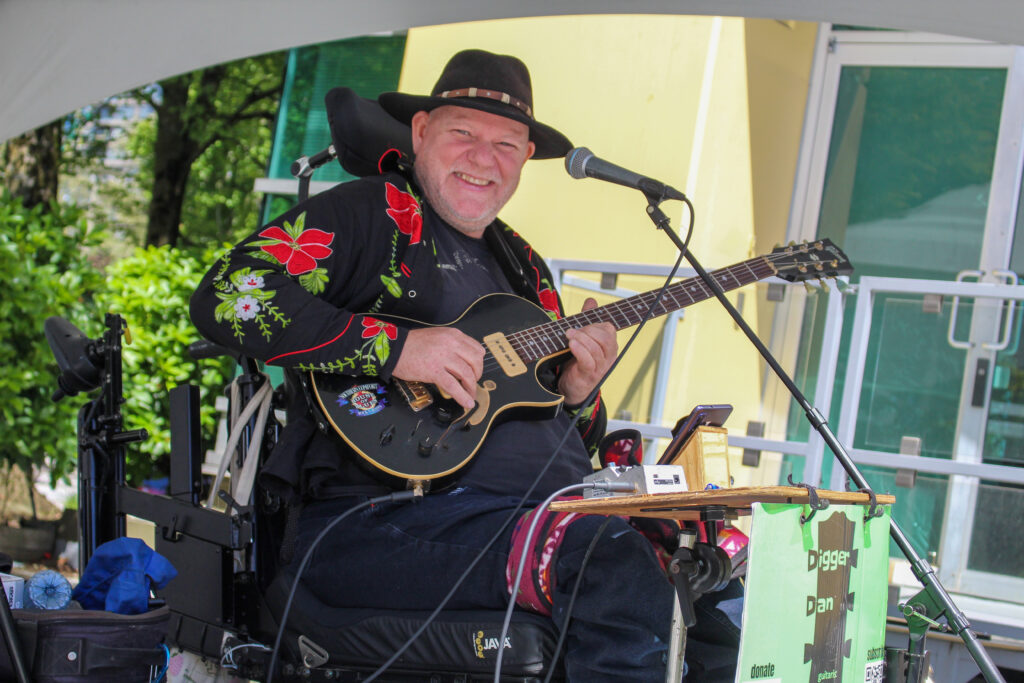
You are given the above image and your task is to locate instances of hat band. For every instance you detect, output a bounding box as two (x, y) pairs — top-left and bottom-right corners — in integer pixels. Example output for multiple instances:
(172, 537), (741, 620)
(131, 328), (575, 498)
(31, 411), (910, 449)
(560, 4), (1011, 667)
(437, 87), (533, 119)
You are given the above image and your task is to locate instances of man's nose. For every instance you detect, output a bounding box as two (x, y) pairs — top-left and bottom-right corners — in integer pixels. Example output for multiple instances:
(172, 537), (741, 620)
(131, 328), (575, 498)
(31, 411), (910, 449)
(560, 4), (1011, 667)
(465, 139), (498, 168)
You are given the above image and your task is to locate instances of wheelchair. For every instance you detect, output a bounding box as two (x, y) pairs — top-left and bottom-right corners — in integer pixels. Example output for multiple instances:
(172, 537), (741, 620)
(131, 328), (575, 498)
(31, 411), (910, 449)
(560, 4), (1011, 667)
(41, 88), (568, 682)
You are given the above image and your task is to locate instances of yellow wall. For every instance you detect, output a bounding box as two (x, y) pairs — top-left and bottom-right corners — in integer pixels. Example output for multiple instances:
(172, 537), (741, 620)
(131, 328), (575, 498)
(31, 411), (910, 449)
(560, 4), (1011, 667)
(399, 16), (817, 471)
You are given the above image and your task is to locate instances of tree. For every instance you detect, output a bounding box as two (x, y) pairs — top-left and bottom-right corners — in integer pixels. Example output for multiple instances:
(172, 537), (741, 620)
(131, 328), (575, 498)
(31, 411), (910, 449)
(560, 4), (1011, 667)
(136, 54), (285, 247)
(0, 120), (62, 209)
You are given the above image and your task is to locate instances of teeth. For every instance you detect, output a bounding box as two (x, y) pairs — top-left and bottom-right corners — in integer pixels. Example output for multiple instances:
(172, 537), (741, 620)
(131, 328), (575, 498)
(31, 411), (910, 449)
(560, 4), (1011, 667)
(456, 172), (490, 186)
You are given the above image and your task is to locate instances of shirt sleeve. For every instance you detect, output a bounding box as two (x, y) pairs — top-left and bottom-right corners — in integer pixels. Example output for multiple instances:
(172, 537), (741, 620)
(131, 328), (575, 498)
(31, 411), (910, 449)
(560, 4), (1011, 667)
(189, 183), (409, 379)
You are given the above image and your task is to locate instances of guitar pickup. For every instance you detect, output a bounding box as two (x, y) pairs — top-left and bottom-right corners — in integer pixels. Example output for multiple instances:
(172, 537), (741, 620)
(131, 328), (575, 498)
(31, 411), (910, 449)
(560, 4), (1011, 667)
(395, 380), (433, 411)
(483, 332), (526, 377)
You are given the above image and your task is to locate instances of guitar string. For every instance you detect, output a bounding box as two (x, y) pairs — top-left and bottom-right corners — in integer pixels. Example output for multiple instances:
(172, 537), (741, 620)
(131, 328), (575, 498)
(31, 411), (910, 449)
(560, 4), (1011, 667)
(471, 247), (840, 375)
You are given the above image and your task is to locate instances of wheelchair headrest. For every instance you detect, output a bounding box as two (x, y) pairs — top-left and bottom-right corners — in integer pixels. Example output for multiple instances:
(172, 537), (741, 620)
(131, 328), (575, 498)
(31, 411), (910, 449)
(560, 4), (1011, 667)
(325, 87), (413, 177)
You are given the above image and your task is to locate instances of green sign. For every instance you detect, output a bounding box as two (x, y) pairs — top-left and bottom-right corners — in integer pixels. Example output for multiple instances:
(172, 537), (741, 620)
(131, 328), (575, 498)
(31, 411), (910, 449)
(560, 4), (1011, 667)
(735, 502), (890, 683)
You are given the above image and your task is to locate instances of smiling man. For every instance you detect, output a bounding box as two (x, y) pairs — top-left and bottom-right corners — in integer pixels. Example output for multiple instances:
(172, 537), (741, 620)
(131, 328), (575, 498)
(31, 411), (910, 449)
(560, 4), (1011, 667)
(190, 49), (677, 682)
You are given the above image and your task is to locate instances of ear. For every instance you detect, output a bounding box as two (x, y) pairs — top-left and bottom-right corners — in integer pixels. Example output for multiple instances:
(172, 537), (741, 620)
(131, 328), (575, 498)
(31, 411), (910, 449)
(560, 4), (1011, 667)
(410, 110), (430, 154)
(524, 140), (536, 163)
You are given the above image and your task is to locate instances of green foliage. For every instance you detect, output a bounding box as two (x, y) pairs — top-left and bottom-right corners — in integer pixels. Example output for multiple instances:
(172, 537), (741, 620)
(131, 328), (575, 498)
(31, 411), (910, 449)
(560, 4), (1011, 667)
(95, 244), (233, 484)
(0, 190), (234, 486)
(139, 51), (285, 247)
(0, 192), (106, 484)
(182, 52), (283, 244)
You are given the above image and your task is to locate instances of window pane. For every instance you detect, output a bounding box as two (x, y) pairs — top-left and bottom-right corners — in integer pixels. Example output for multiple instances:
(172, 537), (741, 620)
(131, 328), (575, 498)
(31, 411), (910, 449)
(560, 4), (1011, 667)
(818, 66), (1004, 281)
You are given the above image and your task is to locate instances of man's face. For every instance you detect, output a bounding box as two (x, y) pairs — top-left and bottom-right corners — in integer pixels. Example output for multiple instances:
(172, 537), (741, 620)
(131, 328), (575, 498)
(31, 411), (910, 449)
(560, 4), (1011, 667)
(411, 105), (536, 237)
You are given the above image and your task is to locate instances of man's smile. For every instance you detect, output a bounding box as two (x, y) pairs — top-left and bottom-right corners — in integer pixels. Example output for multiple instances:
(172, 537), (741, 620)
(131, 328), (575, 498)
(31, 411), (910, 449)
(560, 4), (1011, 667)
(454, 171), (494, 187)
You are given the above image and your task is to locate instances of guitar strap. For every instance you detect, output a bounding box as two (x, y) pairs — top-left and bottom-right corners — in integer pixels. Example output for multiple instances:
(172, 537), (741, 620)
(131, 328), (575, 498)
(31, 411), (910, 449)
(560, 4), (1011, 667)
(483, 221), (530, 300)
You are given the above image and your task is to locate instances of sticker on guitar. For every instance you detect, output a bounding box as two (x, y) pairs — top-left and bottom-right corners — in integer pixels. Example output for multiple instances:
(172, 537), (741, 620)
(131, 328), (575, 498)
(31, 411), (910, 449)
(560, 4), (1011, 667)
(336, 383), (389, 417)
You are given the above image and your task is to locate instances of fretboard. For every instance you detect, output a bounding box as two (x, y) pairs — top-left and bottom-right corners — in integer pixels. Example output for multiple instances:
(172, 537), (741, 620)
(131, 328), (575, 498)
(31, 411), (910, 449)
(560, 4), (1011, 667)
(506, 254), (775, 363)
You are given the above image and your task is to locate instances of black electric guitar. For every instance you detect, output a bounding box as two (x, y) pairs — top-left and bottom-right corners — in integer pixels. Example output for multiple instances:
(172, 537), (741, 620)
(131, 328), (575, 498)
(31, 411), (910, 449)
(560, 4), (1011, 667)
(309, 240), (852, 489)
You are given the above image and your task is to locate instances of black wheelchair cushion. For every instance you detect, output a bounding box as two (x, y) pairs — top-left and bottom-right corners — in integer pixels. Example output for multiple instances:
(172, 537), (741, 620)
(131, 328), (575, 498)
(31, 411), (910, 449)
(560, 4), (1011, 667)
(264, 573), (564, 681)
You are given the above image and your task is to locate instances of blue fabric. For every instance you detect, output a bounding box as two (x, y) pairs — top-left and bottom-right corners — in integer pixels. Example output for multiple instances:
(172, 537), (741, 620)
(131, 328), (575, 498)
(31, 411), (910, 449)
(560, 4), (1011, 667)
(292, 488), (674, 683)
(72, 538), (177, 614)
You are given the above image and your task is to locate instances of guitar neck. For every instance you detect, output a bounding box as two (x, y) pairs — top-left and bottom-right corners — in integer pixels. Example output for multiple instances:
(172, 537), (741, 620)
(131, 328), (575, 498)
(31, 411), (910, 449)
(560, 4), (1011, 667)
(508, 254), (776, 362)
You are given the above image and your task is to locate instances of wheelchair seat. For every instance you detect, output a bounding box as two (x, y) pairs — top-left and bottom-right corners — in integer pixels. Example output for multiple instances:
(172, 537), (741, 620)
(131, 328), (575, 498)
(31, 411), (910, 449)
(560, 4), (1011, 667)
(263, 573), (564, 682)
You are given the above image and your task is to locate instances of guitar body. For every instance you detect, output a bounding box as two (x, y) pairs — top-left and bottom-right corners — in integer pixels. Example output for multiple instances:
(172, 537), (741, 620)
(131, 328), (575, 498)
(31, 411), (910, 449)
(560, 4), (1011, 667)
(310, 293), (565, 489)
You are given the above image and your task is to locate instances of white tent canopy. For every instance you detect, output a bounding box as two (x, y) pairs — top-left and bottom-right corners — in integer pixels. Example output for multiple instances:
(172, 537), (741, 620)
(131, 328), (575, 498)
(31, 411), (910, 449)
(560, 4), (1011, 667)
(2, 0), (1023, 143)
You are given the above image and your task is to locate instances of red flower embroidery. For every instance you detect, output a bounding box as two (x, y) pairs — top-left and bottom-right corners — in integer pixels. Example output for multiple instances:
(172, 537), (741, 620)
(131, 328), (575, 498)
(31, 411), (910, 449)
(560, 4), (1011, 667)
(259, 226), (334, 275)
(361, 317), (398, 340)
(537, 288), (560, 317)
(385, 182), (422, 245)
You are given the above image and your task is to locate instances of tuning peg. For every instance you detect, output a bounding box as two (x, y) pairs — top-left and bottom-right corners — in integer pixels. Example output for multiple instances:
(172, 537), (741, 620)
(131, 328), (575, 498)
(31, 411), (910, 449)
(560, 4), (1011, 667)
(820, 279), (831, 293)
(803, 281), (816, 295)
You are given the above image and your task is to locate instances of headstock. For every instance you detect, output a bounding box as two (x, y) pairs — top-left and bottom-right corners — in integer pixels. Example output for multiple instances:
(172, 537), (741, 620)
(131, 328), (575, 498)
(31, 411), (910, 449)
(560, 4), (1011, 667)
(770, 239), (853, 283)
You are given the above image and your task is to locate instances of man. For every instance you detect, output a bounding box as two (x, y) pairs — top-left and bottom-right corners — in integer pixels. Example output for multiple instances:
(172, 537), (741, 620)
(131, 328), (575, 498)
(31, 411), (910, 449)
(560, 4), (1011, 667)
(190, 49), (675, 681)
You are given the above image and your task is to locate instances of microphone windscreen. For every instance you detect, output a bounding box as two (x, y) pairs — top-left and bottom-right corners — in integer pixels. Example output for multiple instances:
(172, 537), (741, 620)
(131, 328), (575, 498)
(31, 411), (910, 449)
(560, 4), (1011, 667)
(564, 147), (592, 179)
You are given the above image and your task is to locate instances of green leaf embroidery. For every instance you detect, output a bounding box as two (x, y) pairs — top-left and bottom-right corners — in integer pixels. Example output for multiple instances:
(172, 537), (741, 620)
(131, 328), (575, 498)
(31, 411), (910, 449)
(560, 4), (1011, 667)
(380, 274), (402, 298)
(252, 250), (280, 265)
(373, 333), (390, 366)
(213, 299), (235, 322)
(299, 267), (328, 295)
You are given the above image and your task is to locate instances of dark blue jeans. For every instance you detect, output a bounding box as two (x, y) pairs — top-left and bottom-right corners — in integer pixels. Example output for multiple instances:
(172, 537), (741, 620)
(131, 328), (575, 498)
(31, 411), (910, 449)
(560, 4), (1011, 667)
(291, 487), (675, 682)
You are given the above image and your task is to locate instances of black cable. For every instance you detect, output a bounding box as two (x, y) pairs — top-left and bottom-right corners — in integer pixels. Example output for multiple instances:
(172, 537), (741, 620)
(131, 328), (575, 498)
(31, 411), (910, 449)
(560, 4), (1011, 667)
(265, 490), (420, 683)
(542, 516), (611, 683)
(367, 201), (696, 682)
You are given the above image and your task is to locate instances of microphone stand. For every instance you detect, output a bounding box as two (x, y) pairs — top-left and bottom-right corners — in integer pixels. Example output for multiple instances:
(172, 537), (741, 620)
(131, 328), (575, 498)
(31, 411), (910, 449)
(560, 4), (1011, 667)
(641, 192), (1005, 683)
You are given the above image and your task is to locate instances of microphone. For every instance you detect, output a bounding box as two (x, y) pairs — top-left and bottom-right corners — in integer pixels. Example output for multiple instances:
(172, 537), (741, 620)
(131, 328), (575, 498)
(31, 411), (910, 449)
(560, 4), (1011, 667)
(564, 147), (687, 201)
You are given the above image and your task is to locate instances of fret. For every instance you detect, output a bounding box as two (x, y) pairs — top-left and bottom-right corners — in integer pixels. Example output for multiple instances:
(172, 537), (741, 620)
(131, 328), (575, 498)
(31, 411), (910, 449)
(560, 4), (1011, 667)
(523, 330), (544, 361)
(665, 288), (682, 309)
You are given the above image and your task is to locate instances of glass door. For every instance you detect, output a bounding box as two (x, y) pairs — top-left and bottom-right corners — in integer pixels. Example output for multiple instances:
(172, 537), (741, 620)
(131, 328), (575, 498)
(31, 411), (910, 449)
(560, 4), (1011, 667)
(789, 29), (1024, 602)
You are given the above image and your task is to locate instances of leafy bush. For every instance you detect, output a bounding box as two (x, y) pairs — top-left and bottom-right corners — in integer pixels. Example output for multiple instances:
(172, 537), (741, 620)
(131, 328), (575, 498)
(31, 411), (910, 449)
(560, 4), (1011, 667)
(0, 193), (106, 485)
(95, 244), (233, 484)
(1, 191), (233, 488)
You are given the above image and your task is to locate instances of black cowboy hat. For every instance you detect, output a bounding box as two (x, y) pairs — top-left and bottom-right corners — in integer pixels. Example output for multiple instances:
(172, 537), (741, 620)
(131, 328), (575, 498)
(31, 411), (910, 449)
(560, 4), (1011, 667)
(378, 49), (572, 160)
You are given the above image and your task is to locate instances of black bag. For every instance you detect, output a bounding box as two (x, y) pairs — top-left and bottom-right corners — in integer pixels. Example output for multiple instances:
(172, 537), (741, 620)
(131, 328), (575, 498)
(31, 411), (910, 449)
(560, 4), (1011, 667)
(0, 605), (169, 682)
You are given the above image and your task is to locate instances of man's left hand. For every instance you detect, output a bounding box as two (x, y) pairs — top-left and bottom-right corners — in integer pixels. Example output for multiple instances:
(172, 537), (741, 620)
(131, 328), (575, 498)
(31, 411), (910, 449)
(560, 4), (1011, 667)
(558, 297), (617, 407)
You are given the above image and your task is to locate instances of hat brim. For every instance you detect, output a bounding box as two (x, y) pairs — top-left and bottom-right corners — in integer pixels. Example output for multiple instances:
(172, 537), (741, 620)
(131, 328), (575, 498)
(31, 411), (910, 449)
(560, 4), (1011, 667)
(378, 92), (572, 160)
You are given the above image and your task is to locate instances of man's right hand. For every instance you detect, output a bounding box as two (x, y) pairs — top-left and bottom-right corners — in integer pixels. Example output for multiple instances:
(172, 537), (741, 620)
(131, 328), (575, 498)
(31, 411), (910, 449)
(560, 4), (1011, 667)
(392, 327), (484, 412)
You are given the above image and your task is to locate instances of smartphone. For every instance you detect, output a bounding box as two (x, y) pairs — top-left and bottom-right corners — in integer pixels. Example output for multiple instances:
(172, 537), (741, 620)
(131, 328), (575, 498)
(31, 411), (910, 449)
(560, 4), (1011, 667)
(657, 404), (734, 465)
